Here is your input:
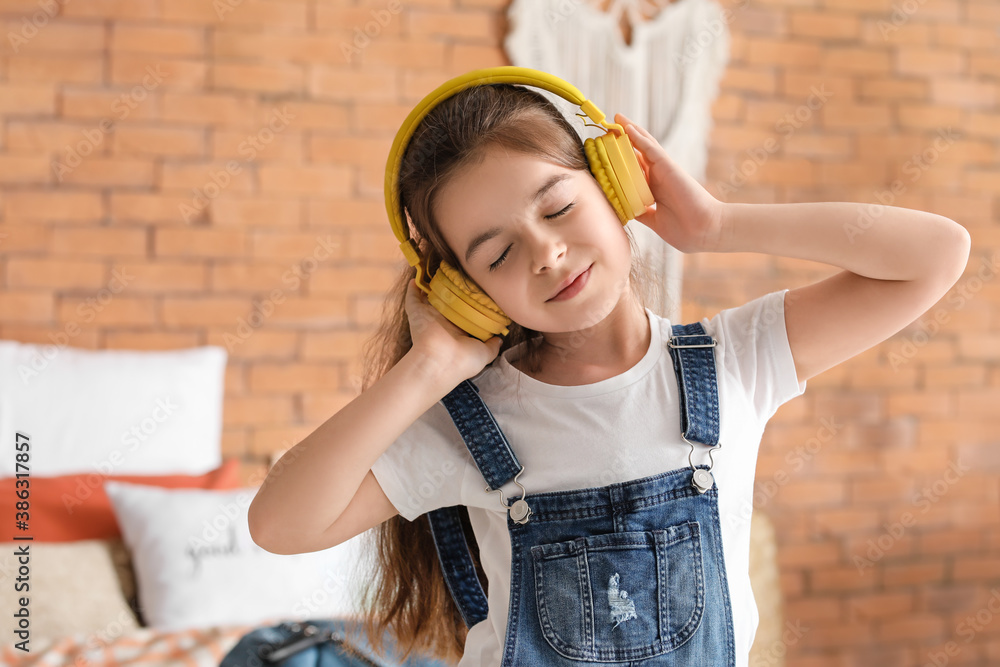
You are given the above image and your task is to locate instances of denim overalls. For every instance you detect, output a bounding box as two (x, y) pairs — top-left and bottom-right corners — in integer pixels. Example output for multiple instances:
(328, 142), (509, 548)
(425, 322), (735, 666)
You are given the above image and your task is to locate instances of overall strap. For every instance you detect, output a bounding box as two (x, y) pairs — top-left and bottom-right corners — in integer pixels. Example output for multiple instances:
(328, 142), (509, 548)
(440, 379), (523, 490)
(667, 322), (721, 447)
(425, 378), (522, 630)
(426, 506), (489, 628)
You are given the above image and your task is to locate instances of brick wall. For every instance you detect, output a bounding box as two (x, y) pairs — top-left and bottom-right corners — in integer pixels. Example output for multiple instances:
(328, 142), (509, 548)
(1, 0), (997, 664)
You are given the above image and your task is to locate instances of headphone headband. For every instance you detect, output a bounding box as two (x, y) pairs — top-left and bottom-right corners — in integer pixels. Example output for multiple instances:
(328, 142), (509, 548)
(383, 66), (614, 264)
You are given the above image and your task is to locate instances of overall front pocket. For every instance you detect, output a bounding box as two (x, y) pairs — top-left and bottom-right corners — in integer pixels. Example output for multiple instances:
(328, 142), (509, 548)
(530, 521), (705, 662)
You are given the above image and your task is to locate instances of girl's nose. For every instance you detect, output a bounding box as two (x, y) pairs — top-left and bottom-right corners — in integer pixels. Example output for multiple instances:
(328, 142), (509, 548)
(527, 225), (566, 273)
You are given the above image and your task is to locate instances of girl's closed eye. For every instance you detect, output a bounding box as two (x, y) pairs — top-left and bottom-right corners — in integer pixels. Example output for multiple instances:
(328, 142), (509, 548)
(488, 201), (576, 272)
(489, 246), (510, 272)
(547, 201), (576, 220)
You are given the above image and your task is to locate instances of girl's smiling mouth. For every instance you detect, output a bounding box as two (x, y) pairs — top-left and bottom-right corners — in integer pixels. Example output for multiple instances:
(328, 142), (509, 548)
(547, 264), (592, 301)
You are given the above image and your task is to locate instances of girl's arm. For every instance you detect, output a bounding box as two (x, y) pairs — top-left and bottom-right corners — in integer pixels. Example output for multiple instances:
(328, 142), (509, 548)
(247, 349), (459, 555)
(618, 113), (972, 386)
(716, 202), (971, 384)
(248, 279), (502, 555)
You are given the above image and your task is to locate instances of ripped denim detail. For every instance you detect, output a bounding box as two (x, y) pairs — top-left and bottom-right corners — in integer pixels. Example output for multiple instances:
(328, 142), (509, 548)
(608, 573), (638, 629)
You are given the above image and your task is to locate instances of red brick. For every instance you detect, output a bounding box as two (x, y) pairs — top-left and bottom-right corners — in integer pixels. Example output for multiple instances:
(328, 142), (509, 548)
(105, 330), (202, 350)
(0, 84), (56, 114)
(788, 10), (861, 40)
(210, 262), (302, 293)
(7, 257), (105, 289)
(350, 102), (412, 132)
(56, 157), (156, 188)
(0, 155), (51, 185)
(446, 44), (507, 72)
(248, 231), (346, 263)
(745, 37), (823, 69)
(154, 228), (248, 259)
(7, 54), (103, 84)
(211, 197), (302, 228)
(5, 21), (105, 53)
(897, 48), (967, 77)
(847, 591), (916, 620)
(883, 561), (946, 587)
(4, 190), (104, 223)
(777, 540), (841, 568)
(160, 161), (254, 194)
(0, 290), (54, 324)
(212, 126), (303, 164)
(308, 265), (397, 296)
(407, 9), (498, 42)
(878, 613), (947, 643)
(161, 0), (307, 29)
(47, 227), (146, 258)
(0, 225), (45, 252)
(359, 39), (447, 70)
(258, 165), (353, 197)
(223, 396), (294, 427)
(161, 93), (258, 127)
(62, 0), (157, 20)
(61, 88), (159, 122)
(851, 476), (915, 504)
(113, 262), (206, 293)
(263, 296), (351, 329)
(812, 508), (882, 535)
(112, 126), (207, 158)
(110, 57), (204, 90)
(111, 24), (206, 57)
(160, 296), (253, 326)
(211, 62), (303, 95)
(307, 198), (387, 229)
(308, 66), (396, 103)
(248, 363), (340, 393)
(206, 327), (298, 360)
(111, 192), (204, 225)
(315, 4), (406, 38)
(56, 296), (157, 327)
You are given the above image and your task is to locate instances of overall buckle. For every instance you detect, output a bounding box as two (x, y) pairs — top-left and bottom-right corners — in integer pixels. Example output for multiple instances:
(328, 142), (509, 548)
(485, 467), (532, 524)
(667, 334), (717, 349)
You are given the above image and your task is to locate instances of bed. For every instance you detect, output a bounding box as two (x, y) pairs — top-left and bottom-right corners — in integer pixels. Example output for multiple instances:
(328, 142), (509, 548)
(0, 340), (372, 666)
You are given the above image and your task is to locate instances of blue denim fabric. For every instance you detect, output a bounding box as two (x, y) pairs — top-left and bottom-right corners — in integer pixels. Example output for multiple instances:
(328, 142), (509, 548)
(428, 322), (735, 666)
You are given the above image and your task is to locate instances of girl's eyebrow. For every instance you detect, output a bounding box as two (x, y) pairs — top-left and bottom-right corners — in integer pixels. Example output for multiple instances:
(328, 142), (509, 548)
(464, 173), (572, 263)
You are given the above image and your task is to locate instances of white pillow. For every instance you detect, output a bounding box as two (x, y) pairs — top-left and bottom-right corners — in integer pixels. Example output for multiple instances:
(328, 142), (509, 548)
(104, 481), (370, 631)
(0, 342), (226, 476)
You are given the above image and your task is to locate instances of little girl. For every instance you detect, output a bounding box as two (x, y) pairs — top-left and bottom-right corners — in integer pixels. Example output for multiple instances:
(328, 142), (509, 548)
(248, 73), (970, 667)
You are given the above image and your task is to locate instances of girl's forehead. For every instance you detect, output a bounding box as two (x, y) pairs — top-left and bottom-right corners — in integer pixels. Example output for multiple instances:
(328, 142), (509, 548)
(438, 150), (574, 213)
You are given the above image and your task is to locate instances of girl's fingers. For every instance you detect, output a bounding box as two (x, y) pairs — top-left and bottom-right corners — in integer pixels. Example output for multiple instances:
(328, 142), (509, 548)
(616, 113), (655, 142)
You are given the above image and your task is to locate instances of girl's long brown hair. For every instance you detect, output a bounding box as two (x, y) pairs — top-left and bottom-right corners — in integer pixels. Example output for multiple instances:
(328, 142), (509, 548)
(354, 83), (661, 664)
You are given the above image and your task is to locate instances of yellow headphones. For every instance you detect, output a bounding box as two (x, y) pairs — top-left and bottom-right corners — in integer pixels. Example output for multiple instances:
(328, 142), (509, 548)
(383, 66), (654, 342)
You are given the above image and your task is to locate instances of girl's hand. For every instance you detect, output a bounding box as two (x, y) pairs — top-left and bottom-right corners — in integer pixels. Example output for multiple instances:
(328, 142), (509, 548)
(403, 278), (503, 386)
(615, 113), (728, 254)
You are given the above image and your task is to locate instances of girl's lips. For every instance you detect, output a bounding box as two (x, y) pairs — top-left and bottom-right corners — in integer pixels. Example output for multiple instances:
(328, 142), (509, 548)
(548, 265), (591, 301)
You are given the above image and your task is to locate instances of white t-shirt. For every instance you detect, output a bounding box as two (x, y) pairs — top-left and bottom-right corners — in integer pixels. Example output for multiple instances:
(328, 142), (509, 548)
(370, 288), (807, 667)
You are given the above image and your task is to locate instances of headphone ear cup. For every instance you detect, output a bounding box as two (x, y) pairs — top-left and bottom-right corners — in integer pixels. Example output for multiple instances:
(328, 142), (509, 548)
(608, 129), (654, 214)
(584, 137), (629, 225)
(425, 261), (511, 342)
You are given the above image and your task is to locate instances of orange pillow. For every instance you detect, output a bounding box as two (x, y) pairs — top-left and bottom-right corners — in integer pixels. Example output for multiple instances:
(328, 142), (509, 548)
(1, 459), (243, 542)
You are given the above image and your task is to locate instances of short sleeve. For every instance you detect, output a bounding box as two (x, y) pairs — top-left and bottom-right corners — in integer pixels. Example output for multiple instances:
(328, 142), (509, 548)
(369, 401), (470, 522)
(702, 289), (807, 422)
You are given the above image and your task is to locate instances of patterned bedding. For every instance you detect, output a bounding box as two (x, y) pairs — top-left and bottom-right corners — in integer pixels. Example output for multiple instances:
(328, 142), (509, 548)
(1, 623), (260, 666)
